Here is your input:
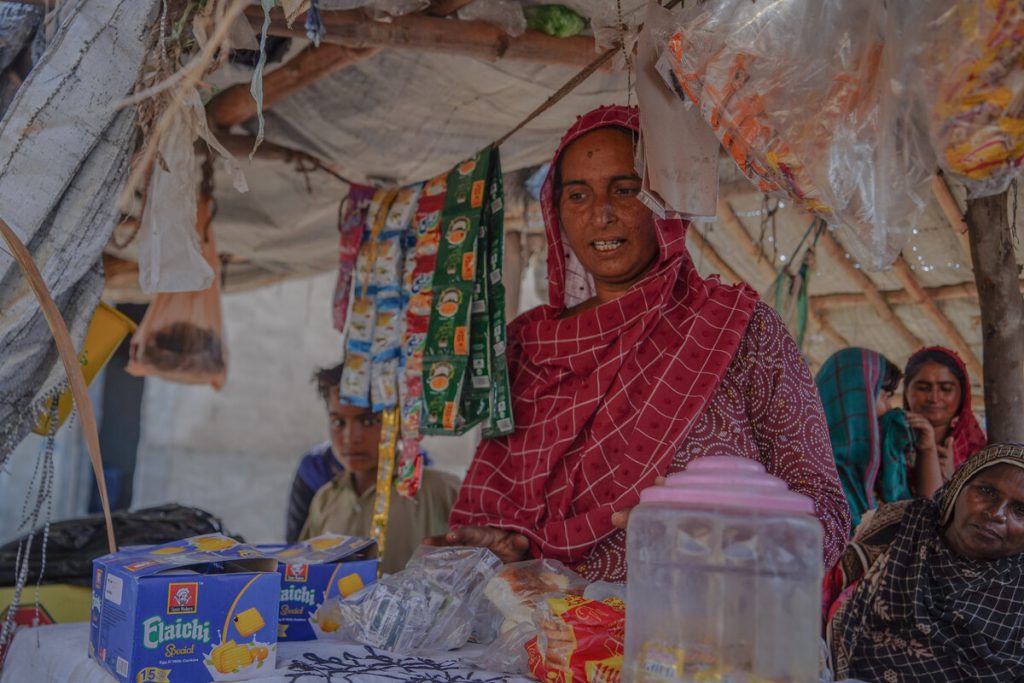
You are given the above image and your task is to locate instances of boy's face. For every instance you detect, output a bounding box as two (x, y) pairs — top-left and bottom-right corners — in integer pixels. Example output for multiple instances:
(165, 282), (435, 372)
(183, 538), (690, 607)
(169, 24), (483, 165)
(326, 386), (382, 475)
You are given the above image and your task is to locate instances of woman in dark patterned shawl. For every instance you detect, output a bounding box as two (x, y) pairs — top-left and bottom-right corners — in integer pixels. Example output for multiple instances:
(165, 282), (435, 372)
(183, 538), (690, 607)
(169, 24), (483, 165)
(828, 442), (1024, 682)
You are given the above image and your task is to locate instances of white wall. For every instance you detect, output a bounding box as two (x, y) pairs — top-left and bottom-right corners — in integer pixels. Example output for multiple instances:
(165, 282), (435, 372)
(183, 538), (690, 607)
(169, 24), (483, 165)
(132, 273), (479, 544)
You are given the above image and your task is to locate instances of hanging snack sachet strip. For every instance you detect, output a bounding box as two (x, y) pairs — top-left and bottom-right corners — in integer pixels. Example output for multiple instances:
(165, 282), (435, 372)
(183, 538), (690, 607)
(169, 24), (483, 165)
(396, 173), (447, 497)
(422, 150), (493, 434)
(340, 189), (395, 407)
(422, 147), (512, 437)
(370, 184), (422, 411)
(332, 184), (376, 334)
(482, 157), (514, 438)
(370, 407), (399, 576)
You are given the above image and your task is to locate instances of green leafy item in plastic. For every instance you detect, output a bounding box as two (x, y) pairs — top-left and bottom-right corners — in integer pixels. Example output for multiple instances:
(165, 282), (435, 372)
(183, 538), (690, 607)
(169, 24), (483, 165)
(525, 5), (586, 38)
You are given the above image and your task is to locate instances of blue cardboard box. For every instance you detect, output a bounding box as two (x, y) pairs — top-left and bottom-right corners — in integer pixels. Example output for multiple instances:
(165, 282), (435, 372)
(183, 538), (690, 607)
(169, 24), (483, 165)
(260, 534), (378, 642)
(90, 534), (280, 682)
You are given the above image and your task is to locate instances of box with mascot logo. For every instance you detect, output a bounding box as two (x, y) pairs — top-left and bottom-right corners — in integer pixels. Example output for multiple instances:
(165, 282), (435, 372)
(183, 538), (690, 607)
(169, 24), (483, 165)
(90, 534), (279, 682)
(259, 534), (378, 642)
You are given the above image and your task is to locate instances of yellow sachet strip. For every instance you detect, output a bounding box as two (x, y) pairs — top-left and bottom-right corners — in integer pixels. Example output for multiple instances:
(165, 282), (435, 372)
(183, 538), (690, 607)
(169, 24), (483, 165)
(360, 189), (398, 297)
(371, 408), (399, 577)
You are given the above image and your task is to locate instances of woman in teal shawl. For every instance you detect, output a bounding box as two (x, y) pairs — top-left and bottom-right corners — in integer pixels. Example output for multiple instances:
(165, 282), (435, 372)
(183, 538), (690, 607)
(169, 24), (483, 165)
(815, 348), (913, 531)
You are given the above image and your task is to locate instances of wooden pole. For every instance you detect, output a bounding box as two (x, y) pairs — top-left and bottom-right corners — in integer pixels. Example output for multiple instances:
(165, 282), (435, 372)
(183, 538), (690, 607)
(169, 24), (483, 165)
(714, 200), (847, 349)
(207, 44), (378, 129)
(249, 11), (604, 69)
(0, 218), (116, 552)
(932, 174), (973, 261)
(889, 256), (983, 380)
(966, 190), (1024, 442)
(687, 225), (742, 284)
(817, 228), (923, 354)
(810, 280), (1024, 308)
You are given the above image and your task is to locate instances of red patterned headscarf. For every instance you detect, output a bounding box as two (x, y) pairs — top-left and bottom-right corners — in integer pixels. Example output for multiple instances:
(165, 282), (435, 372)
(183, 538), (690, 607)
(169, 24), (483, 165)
(449, 105), (759, 570)
(903, 346), (987, 469)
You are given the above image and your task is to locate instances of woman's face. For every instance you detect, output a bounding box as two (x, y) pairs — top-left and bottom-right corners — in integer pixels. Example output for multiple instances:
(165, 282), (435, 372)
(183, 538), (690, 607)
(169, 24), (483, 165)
(944, 463), (1024, 561)
(905, 361), (962, 429)
(557, 128), (659, 300)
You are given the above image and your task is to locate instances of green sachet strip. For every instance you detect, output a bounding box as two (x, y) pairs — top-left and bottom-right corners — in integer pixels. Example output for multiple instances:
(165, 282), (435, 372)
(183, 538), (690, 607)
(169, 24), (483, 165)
(482, 152), (514, 438)
(422, 148), (493, 435)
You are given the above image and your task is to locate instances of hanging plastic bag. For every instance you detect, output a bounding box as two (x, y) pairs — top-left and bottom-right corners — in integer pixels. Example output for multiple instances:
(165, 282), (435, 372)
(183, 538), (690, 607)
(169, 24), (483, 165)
(126, 194), (227, 389)
(658, 0), (933, 269)
(918, 1), (1024, 198)
(135, 102), (211, 294)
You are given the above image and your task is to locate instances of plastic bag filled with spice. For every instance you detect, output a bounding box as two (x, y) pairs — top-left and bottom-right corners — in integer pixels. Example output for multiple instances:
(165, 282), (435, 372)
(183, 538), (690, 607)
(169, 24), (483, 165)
(658, 0), (932, 269)
(126, 194), (227, 388)
(916, 0), (1024, 198)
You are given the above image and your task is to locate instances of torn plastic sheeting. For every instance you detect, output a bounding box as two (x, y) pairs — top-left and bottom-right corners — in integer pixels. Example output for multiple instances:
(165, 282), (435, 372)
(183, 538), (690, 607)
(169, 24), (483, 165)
(458, 0), (527, 37)
(249, 0), (275, 156)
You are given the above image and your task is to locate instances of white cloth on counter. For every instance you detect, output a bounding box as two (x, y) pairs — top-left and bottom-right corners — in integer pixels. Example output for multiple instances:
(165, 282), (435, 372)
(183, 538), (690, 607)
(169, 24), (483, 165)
(0, 622), (533, 683)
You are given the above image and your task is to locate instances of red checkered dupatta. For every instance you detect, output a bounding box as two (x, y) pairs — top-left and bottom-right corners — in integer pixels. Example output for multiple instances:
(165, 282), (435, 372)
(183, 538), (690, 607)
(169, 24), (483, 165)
(449, 105), (759, 568)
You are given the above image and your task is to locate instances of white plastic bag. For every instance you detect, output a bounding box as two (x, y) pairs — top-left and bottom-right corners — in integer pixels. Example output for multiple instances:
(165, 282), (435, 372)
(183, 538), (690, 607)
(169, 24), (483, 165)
(137, 89), (246, 293)
(136, 105), (211, 294)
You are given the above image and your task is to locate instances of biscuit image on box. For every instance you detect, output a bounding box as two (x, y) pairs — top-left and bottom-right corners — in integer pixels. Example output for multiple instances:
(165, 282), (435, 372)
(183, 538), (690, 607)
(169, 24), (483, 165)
(233, 607), (265, 637)
(337, 573), (364, 598)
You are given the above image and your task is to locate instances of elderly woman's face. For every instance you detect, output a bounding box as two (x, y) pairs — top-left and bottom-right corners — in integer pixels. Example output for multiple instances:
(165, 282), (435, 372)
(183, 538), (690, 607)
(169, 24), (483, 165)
(557, 128), (659, 299)
(944, 463), (1024, 561)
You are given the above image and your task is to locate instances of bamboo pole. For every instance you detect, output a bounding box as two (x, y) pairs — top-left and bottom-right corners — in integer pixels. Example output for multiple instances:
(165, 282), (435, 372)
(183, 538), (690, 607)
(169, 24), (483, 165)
(810, 280), (1024, 308)
(816, 228), (922, 353)
(0, 218), (116, 552)
(966, 191), (1024, 442)
(889, 256), (983, 380)
(207, 43), (378, 129)
(687, 225), (742, 284)
(714, 200), (848, 349)
(932, 174), (973, 261)
(247, 10), (605, 69)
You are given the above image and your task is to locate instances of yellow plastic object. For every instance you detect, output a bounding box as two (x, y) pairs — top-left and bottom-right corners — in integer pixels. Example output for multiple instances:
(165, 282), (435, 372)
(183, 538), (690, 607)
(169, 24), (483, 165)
(32, 302), (137, 435)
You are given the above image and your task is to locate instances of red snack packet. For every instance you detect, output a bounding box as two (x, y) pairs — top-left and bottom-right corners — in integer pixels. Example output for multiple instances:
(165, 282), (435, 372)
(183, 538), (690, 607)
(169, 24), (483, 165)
(525, 595), (625, 683)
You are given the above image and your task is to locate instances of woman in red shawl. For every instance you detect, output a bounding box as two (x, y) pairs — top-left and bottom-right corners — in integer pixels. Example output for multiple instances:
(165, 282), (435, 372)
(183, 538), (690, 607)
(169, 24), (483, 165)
(434, 105), (850, 582)
(903, 346), (987, 497)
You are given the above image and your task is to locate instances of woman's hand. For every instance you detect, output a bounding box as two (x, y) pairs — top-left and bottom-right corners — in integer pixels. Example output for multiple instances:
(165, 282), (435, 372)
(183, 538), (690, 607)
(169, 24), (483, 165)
(610, 477), (666, 530)
(906, 412), (937, 454)
(936, 436), (955, 480)
(423, 525), (530, 563)
(907, 412), (943, 498)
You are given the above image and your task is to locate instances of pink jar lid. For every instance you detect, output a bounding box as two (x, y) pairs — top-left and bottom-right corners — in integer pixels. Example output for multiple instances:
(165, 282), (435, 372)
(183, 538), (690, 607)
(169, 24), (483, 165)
(640, 455), (815, 515)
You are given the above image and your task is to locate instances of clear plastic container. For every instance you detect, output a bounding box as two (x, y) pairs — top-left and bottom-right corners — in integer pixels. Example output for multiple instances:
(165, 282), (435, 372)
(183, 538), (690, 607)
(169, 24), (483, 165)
(624, 456), (823, 683)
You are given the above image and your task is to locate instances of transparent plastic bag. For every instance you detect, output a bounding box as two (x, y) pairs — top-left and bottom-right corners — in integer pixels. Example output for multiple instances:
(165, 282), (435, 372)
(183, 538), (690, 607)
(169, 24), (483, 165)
(136, 103), (211, 294)
(657, 0), (932, 269)
(126, 195), (227, 389)
(917, 1), (1024, 198)
(320, 547), (503, 654)
(471, 559), (588, 674)
(458, 0), (526, 37)
(482, 559), (588, 635)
